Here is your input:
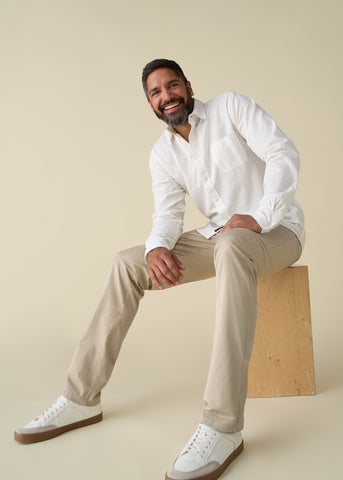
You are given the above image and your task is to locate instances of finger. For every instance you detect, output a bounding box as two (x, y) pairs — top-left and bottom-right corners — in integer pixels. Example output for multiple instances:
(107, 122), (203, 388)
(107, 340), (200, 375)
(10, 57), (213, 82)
(156, 265), (182, 285)
(220, 224), (232, 234)
(148, 268), (164, 290)
(149, 256), (181, 286)
(154, 268), (180, 287)
(160, 255), (184, 281)
(172, 253), (186, 270)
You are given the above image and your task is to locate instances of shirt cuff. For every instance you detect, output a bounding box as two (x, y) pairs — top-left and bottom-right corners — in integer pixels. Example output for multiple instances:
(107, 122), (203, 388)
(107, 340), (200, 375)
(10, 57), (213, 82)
(252, 208), (285, 233)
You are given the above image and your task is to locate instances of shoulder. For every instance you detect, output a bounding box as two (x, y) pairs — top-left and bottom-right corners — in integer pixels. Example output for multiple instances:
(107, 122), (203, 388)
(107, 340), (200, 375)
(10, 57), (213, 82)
(204, 92), (253, 116)
(204, 92), (230, 110)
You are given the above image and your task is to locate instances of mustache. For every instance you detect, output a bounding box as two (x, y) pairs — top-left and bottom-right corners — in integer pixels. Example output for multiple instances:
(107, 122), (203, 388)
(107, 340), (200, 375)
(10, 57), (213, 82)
(159, 97), (185, 112)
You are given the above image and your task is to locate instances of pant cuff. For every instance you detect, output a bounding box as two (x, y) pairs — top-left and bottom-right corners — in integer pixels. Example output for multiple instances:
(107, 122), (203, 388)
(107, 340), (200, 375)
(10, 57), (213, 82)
(200, 411), (243, 433)
(62, 388), (101, 407)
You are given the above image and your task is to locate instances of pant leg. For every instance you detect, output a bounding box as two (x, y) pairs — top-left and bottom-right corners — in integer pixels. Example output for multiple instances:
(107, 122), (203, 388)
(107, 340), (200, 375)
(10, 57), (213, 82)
(63, 230), (216, 406)
(201, 225), (302, 433)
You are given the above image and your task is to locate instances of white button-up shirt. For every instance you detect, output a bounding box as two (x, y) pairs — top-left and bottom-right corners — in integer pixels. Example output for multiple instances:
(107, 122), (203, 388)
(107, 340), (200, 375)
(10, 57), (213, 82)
(145, 92), (305, 256)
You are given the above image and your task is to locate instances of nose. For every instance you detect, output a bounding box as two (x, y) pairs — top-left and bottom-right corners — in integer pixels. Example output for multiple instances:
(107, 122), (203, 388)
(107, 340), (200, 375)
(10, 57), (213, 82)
(160, 87), (173, 106)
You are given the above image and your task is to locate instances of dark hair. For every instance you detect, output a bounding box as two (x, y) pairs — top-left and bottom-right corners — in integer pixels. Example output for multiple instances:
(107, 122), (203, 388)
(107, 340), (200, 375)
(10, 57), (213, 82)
(142, 59), (188, 97)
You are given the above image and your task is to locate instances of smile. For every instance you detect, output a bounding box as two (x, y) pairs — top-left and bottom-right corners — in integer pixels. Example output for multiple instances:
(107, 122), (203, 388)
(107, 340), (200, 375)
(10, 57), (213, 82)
(163, 101), (181, 112)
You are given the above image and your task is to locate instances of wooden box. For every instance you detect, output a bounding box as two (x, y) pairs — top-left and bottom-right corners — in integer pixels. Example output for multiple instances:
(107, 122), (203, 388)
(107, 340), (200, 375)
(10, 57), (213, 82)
(247, 266), (315, 397)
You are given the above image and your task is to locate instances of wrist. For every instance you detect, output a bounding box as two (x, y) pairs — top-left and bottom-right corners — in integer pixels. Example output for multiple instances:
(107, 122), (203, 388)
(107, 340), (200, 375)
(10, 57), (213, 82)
(147, 246), (168, 258)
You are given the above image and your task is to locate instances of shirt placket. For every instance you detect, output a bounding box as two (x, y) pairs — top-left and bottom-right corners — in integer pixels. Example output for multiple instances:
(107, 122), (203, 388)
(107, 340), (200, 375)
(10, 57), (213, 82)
(188, 123), (230, 226)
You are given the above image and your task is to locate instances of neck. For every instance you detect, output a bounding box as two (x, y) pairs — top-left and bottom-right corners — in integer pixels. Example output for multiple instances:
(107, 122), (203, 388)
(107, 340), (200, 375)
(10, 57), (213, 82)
(174, 122), (191, 142)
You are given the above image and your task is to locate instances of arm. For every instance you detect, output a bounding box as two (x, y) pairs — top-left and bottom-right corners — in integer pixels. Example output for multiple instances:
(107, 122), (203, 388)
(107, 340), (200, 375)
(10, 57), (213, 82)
(145, 149), (186, 289)
(226, 93), (300, 233)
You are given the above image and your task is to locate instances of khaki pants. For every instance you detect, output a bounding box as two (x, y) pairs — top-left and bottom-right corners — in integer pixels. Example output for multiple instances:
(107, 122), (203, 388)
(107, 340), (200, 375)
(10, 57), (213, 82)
(63, 225), (301, 433)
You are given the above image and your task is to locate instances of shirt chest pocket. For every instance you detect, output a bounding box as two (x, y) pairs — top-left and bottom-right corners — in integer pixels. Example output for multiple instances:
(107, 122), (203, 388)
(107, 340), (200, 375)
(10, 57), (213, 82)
(210, 133), (249, 173)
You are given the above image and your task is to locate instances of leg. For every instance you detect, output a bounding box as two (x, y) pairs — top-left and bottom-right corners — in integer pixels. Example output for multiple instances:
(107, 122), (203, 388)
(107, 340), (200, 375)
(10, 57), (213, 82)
(15, 245), (150, 442)
(166, 226), (301, 480)
(64, 230), (216, 406)
(201, 225), (302, 432)
(63, 244), (149, 405)
(15, 230), (216, 443)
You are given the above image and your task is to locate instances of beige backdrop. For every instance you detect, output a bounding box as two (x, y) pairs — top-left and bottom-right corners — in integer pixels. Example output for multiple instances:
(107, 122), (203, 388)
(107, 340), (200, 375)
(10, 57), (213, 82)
(1, 1), (342, 479)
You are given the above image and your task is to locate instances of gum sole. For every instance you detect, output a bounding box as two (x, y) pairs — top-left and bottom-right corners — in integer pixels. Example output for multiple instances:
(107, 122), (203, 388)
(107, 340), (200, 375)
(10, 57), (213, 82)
(165, 440), (244, 480)
(14, 412), (103, 443)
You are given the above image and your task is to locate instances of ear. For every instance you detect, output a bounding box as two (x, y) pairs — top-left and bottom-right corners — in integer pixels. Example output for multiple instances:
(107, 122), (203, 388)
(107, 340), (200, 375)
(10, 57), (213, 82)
(147, 98), (153, 109)
(186, 81), (194, 96)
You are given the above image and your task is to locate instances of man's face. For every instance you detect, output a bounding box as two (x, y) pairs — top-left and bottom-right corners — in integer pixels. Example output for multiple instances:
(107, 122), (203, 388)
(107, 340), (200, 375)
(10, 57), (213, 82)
(146, 68), (194, 127)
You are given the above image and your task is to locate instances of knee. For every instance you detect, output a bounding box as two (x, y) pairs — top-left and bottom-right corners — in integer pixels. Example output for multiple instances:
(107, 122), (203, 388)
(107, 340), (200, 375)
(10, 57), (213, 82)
(214, 228), (256, 262)
(108, 245), (150, 293)
(112, 246), (145, 272)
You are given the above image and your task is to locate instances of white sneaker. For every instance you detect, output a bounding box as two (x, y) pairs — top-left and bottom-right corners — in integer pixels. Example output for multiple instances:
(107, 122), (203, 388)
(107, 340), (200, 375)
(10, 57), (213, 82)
(166, 423), (244, 480)
(14, 396), (102, 443)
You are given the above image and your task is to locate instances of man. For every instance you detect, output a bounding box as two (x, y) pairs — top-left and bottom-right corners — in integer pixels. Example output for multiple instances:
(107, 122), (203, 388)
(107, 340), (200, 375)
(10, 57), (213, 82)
(15, 59), (304, 480)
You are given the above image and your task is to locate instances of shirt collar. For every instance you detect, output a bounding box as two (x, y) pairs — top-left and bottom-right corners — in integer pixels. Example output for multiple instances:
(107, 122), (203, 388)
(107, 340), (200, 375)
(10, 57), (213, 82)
(190, 98), (206, 121)
(166, 98), (206, 135)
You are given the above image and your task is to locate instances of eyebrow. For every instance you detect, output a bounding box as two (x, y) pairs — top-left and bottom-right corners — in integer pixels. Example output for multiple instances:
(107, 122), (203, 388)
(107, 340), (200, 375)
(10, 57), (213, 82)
(148, 78), (181, 97)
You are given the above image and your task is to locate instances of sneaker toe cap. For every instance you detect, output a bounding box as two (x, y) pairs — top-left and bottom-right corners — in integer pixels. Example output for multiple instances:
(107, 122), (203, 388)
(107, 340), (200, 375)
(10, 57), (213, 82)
(15, 424), (57, 435)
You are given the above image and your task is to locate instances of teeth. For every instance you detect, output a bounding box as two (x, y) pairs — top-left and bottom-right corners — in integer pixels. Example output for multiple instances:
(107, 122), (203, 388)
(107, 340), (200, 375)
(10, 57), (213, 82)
(164, 102), (180, 110)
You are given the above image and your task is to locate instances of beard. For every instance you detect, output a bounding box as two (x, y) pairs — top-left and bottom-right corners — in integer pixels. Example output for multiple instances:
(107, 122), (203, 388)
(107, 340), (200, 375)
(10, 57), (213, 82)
(153, 92), (194, 127)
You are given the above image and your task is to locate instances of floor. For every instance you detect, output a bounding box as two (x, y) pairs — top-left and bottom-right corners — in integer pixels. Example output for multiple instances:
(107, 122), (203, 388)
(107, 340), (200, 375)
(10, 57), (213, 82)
(3, 362), (342, 479)
(2, 283), (343, 480)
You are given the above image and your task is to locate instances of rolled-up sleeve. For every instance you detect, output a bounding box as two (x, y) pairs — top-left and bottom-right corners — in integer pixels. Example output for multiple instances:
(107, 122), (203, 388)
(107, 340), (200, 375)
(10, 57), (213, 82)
(228, 93), (300, 233)
(145, 149), (186, 258)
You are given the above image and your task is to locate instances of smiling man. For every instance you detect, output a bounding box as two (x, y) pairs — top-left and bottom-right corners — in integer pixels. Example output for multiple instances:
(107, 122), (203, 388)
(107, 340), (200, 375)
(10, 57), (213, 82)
(148, 68), (195, 128)
(15, 59), (304, 480)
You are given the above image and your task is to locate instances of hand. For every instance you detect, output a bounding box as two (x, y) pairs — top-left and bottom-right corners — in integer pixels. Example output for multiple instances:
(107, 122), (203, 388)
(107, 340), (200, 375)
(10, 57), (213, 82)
(220, 214), (262, 234)
(147, 247), (185, 290)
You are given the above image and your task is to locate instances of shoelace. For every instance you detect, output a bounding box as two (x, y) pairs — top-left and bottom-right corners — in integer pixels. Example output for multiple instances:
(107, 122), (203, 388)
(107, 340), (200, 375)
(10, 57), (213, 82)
(36, 397), (69, 423)
(185, 425), (218, 459)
